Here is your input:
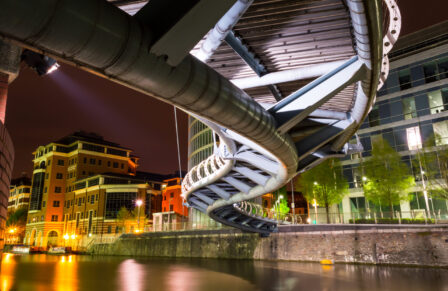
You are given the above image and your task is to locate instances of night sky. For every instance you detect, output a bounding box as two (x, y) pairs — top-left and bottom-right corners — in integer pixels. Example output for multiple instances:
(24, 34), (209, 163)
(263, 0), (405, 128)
(5, 0), (448, 178)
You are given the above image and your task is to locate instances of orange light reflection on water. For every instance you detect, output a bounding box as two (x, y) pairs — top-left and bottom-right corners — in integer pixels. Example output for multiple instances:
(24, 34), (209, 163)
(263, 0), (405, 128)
(53, 255), (78, 291)
(1, 253), (17, 291)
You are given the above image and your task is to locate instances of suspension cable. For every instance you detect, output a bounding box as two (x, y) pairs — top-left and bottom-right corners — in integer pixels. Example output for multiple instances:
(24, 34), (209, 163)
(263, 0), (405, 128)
(173, 106), (183, 180)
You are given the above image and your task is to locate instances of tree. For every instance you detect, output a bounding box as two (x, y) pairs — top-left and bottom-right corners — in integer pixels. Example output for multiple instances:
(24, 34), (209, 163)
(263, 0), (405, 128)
(116, 207), (131, 233)
(271, 186), (290, 220)
(6, 206), (28, 227)
(299, 158), (348, 223)
(363, 138), (415, 217)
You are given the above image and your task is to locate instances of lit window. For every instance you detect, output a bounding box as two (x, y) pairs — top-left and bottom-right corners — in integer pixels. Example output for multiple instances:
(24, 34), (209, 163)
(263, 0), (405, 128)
(433, 120), (448, 146)
(406, 126), (422, 150)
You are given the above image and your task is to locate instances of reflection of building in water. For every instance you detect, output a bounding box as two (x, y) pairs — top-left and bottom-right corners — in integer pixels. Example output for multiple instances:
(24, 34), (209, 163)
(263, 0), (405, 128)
(337, 21), (448, 220)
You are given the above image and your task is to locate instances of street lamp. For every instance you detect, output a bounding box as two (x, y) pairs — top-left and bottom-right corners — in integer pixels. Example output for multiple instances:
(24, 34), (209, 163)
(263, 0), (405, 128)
(312, 182), (319, 224)
(275, 195), (284, 221)
(136, 199), (143, 232)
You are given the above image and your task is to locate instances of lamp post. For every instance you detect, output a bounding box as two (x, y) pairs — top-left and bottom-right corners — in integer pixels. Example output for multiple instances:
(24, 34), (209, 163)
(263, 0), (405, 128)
(136, 199), (143, 232)
(408, 126), (431, 219)
(275, 194), (284, 221)
(313, 182), (318, 224)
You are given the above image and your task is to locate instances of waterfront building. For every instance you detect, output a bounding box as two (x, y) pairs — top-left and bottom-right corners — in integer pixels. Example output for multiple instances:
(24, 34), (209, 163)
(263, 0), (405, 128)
(8, 176), (31, 212)
(153, 176), (188, 231)
(24, 131), (166, 247)
(337, 21), (448, 219)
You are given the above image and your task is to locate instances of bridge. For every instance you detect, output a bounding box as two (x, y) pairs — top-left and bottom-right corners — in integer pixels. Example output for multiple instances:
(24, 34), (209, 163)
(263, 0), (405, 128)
(0, 0), (400, 235)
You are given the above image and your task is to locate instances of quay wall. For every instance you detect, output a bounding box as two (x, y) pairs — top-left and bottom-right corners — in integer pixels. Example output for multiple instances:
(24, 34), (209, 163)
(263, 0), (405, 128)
(90, 225), (448, 267)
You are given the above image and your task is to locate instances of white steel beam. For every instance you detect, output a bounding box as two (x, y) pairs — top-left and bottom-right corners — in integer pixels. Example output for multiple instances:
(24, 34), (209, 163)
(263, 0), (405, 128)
(231, 59), (348, 89)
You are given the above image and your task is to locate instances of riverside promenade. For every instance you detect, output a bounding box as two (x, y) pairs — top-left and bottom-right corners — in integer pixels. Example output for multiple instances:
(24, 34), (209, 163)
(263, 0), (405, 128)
(90, 224), (448, 267)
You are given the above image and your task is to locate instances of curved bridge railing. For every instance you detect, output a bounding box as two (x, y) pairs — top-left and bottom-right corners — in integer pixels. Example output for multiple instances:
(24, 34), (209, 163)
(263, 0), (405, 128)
(0, 0), (400, 235)
(182, 0), (401, 234)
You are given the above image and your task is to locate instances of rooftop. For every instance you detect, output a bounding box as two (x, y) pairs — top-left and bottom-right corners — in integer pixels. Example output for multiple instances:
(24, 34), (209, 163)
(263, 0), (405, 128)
(54, 131), (131, 150)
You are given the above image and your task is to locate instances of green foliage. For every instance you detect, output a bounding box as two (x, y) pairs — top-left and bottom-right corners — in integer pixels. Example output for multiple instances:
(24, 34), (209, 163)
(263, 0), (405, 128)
(363, 138), (415, 213)
(349, 218), (434, 224)
(299, 158), (348, 223)
(6, 207), (28, 227)
(117, 207), (131, 224)
(274, 199), (290, 214)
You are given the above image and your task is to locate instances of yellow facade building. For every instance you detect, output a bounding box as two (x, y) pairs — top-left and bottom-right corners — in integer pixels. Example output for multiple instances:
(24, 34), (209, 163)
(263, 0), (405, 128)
(8, 176), (31, 212)
(24, 131), (166, 248)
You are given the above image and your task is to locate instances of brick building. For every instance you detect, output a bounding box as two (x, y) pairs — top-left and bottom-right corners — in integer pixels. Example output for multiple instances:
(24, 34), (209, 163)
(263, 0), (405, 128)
(24, 131), (166, 248)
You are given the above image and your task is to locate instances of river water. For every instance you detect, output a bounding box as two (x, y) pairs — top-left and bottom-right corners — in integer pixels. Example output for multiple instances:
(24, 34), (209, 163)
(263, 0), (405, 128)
(0, 253), (447, 291)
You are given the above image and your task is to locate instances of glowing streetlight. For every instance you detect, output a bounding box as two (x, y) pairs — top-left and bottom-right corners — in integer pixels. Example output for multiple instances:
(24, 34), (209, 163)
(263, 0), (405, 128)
(70, 234), (76, 240)
(63, 234), (69, 240)
(136, 199), (143, 232)
(362, 176), (367, 182)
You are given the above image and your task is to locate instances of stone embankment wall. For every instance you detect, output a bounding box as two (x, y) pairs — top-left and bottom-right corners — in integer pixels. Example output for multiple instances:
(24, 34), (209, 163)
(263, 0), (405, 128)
(90, 225), (448, 267)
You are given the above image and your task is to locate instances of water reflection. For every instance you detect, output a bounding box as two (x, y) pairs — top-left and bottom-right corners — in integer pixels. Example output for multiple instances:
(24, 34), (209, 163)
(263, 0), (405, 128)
(54, 255), (78, 291)
(1, 253), (16, 291)
(0, 254), (447, 291)
(118, 259), (144, 291)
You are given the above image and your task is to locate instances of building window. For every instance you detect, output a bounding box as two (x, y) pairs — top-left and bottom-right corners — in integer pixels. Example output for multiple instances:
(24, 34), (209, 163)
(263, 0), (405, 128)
(398, 69), (411, 90)
(113, 162), (118, 168)
(428, 88), (448, 114)
(107, 225), (112, 233)
(56, 173), (63, 179)
(170, 192), (174, 198)
(51, 215), (58, 222)
(45, 173), (49, 179)
(57, 159), (64, 166)
(44, 187), (47, 193)
(170, 205), (173, 211)
(42, 201), (46, 208)
(53, 200), (60, 207)
(406, 126), (422, 150)
(41, 215), (44, 221)
(105, 192), (137, 219)
(55, 186), (62, 193)
(98, 159), (102, 166)
(423, 61), (439, 83)
(121, 163), (124, 169)
(91, 195), (95, 204)
(48, 160), (51, 166)
(438, 57), (448, 79)
(368, 105), (379, 127)
(107, 161), (111, 167)
(433, 120), (448, 146)
(70, 172), (73, 178)
(115, 226), (119, 233)
(402, 97), (417, 119)
(90, 158), (96, 165)
(78, 198), (82, 206)
(82, 171), (86, 175)
(96, 194), (99, 201)
(84, 157), (87, 163)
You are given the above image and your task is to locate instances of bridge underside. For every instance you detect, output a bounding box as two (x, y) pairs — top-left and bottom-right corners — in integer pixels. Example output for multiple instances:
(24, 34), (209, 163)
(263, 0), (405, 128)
(0, 0), (400, 234)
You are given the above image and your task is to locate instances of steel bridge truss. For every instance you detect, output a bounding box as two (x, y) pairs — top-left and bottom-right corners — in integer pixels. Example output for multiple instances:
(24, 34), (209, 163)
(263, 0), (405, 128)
(182, 0), (402, 235)
(0, 0), (401, 235)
